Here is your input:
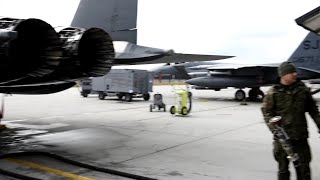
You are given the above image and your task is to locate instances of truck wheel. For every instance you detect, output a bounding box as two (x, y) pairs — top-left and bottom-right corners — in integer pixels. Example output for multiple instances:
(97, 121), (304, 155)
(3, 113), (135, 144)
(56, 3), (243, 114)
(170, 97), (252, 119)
(163, 104), (166, 112)
(170, 106), (176, 115)
(117, 94), (123, 100)
(143, 93), (150, 101)
(98, 93), (105, 100)
(150, 104), (153, 112)
(125, 94), (132, 102)
(81, 93), (88, 97)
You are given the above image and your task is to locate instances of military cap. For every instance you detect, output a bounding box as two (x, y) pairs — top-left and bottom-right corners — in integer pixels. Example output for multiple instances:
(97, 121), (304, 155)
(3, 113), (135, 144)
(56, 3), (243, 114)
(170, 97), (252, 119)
(278, 62), (297, 77)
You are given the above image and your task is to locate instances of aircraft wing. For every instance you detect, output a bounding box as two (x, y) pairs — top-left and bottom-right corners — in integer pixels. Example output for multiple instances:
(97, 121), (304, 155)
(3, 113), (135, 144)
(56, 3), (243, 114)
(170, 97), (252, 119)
(206, 63), (279, 71)
(294, 67), (320, 80)
(113, 41), (234, 65)
(298, 67), (320, 74)
(205, 63), (320, 79)
(188, 63), (280, 71)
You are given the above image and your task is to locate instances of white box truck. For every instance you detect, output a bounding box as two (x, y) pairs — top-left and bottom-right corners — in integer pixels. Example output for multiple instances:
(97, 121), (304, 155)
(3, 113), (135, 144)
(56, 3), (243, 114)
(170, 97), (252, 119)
(80, 69), (152, 102)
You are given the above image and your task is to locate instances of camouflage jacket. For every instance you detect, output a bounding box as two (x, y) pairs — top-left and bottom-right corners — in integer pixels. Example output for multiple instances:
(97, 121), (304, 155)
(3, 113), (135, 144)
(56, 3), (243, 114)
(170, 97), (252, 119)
(261, 81), (320, 140)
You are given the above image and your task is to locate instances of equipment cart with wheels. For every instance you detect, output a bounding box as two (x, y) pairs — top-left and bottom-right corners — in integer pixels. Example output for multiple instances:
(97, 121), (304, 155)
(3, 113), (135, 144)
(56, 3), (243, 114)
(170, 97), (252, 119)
(170, 88), (192, 116)
(80, 69), (153, 102)
(150, 93), (166, 112)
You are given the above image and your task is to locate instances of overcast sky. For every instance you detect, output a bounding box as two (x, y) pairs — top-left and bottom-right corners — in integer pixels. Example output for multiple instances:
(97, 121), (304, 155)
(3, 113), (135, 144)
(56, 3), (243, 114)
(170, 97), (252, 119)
(0, 0), (318, 69)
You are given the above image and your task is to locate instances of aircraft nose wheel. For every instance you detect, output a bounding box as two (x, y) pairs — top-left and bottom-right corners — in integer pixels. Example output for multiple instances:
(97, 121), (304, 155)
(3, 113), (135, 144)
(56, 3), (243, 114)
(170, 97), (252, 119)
(235, 89), (246, 101)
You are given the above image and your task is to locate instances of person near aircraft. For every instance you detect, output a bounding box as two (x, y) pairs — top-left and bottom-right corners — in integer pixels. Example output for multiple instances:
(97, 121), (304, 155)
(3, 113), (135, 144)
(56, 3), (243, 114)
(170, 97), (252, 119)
(185, 30), (320, 101)
(261, 61), (320, 180)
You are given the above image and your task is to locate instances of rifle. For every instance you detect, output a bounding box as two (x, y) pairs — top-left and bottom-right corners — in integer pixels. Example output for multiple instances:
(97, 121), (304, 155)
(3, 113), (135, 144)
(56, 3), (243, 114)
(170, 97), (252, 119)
(269, 116), (302, 178)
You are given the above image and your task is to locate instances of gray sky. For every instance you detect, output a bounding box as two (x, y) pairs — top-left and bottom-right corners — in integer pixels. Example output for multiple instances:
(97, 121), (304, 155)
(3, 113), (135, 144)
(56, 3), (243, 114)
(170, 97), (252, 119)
(0, 0), (318, 69)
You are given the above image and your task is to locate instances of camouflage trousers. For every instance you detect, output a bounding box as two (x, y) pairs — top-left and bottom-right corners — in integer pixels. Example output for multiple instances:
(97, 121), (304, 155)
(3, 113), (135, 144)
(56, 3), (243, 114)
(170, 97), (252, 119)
(273, 139), (311, 180)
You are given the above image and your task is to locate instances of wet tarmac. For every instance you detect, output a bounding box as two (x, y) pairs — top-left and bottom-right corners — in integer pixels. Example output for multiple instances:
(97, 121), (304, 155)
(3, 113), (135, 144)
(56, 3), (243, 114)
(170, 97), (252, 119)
(0, 85), (320, 179)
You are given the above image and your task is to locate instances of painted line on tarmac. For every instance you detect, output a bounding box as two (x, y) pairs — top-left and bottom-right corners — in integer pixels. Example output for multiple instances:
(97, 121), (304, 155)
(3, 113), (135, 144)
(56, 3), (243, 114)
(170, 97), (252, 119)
(6, 158), (95, 180)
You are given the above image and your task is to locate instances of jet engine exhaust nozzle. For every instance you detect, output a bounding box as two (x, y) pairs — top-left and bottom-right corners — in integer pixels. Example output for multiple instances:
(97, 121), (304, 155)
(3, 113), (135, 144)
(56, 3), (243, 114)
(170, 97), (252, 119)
(58, 27), (115, 77)
(0, 17), (62, 81)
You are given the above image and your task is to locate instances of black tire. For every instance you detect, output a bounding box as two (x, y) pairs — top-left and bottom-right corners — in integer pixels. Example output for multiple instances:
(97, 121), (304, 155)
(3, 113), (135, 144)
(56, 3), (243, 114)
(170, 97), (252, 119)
(170, 106), (176, 115)
(248, 89), (257, 101)
(81, 93), (88, 98)
(150, 104), (153, 112)
(235, 90), (246, 101)
(125, 94), (132, 102)
(143, 93), (150, 101)
(181, 106), (188, 115)
(98, 92), (105, 100)
(117, 94), (123, 100)
(163, 104), (166, 112)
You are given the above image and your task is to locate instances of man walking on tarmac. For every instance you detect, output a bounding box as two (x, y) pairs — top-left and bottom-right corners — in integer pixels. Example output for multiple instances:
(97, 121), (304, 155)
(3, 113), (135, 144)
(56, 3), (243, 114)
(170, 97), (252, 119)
(261, 61), (320, 180)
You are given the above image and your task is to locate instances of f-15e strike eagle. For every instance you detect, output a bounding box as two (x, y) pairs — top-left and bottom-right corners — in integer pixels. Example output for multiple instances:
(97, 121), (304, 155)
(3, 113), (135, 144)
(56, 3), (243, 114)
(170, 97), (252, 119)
(0, 0), (232, 95)
(152, 5), (320, 101)
(185, 31), (320, 101)
(152, 5), (320, 102)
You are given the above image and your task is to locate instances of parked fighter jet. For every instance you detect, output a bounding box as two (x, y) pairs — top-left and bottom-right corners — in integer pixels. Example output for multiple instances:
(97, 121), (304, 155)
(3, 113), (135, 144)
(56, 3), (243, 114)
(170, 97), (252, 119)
(0, 0), (232, 95)
(185, 32), (320, 101)
(151, 61), (222, 81)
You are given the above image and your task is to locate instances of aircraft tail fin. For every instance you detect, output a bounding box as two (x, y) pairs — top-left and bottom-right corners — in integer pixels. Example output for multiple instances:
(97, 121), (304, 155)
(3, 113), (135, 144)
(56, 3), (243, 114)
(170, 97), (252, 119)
(288, 32), (320, 71)
(71, 0), (137, 44)
(174, 66), (192, 79)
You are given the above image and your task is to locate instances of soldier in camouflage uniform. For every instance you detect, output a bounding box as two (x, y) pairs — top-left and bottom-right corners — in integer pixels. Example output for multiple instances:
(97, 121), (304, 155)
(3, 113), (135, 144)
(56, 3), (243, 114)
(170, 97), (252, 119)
(261, 61), (320, 180)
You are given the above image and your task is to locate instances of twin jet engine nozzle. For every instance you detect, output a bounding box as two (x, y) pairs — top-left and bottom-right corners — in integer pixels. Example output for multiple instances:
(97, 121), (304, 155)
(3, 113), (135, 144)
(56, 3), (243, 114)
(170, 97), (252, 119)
(0, 17), (115, 84)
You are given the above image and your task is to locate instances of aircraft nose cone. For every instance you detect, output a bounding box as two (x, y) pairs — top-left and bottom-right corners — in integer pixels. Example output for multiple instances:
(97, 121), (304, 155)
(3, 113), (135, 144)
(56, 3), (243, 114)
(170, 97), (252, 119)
(185, 78), (199, 85)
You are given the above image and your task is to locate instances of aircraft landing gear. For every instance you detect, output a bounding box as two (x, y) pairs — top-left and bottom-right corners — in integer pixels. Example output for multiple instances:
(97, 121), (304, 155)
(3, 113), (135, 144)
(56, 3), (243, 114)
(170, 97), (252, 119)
(248, 87), (264, 101)
(235, 88), (264, 101)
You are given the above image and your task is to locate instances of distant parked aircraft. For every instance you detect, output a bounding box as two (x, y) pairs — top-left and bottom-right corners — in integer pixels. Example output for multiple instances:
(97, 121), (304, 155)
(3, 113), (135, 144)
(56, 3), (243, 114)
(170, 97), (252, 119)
(185, 32), (320, 101)
(151, 61), (225, 81)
